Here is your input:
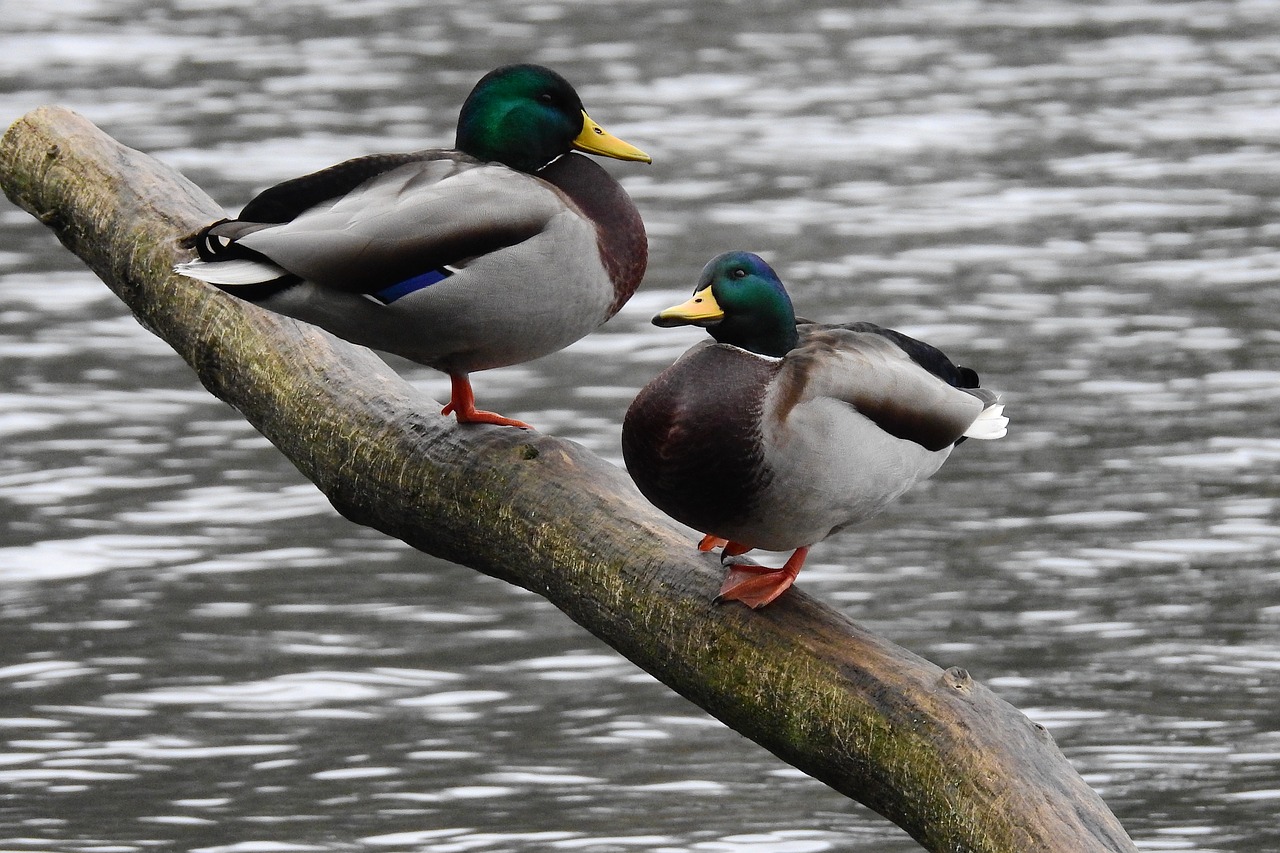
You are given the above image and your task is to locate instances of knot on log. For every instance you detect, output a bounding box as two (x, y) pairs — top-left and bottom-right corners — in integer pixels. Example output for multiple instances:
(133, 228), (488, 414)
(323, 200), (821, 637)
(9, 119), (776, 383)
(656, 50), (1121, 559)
(942, 666), (973, 694)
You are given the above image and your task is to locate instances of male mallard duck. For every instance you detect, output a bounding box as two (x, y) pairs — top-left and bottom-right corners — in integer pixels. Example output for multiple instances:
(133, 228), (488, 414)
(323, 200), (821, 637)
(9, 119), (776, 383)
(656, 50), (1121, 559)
(176, 64), (650, 429)
(622, 252), (1008, 608)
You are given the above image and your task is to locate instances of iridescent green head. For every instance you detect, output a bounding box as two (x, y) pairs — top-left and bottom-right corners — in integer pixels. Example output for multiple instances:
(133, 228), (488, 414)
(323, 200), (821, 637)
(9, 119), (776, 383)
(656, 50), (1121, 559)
(455, 64), (650, 173)
(653, 252), (800, 357)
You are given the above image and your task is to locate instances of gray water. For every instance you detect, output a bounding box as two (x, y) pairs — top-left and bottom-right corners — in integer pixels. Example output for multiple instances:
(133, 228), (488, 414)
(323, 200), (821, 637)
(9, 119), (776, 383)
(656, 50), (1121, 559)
(3, 1), (1280, 851)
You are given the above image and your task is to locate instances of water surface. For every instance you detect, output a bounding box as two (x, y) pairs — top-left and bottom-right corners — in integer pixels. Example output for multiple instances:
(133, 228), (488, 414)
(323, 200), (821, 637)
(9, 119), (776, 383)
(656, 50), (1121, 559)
(3, 1), (1280, 851)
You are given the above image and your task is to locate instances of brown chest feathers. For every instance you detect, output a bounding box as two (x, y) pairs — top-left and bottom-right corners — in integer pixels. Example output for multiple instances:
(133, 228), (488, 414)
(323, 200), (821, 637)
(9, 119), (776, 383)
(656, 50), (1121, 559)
(622, 345), (778, 538)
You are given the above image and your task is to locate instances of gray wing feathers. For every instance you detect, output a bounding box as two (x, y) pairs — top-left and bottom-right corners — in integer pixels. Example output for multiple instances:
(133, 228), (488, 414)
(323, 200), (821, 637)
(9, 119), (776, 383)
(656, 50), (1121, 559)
(234, 162), (564, 289)
(780, 329), (998, 451)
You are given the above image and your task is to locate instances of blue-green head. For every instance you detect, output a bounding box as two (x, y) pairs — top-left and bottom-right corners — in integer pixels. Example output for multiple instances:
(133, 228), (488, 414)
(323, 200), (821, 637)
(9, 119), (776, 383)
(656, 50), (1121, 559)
(455, 64), (650, 173)
(653, 252), (800, 357)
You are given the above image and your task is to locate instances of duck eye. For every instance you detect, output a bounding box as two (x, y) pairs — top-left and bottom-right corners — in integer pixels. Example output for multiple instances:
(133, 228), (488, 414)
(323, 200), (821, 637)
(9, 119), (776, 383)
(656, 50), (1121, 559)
(731, 268), (747, 279)
(538, 92), (554, 105)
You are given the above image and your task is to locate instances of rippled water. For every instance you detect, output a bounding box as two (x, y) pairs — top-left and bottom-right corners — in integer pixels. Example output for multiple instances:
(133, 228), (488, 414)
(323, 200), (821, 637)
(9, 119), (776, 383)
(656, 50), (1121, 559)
(4, 1), (1280, 851)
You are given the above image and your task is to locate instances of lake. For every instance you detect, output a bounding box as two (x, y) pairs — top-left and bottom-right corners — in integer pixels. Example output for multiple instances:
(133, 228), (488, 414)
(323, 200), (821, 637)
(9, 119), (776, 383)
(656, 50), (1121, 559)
(2, 1), (1280, 851)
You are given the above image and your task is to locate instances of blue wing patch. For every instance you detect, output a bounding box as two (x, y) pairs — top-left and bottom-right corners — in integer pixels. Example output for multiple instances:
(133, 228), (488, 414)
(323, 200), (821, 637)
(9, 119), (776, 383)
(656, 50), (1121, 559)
(371, 268), (453, 304)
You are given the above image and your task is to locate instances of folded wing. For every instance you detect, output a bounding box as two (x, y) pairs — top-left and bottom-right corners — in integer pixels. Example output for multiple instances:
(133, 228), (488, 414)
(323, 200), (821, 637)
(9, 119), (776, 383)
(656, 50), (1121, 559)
(181, 156), (564, 294)
(780, 326), (1007, 451)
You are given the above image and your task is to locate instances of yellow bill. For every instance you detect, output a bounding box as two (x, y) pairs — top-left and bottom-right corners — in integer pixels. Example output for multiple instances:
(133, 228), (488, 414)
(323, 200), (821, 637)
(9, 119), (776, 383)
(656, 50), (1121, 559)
(573, 111), (651, 163)
(653, 286), (723, 327)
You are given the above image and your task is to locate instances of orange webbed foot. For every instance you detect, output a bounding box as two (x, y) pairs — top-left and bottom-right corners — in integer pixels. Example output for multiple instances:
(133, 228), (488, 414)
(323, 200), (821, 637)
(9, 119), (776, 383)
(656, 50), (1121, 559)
(443, 374), (532, 429)
(442, 403), (532, 429)
(715, 546), (810, 609)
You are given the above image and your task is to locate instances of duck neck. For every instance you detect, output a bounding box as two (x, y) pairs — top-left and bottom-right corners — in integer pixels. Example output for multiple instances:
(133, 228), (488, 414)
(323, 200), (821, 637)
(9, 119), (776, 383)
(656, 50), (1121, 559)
(710, 314), (799, 358)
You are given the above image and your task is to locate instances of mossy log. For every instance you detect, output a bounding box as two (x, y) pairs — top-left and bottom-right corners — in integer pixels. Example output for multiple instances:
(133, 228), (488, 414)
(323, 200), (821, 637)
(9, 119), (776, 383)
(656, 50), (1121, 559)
(1, 106), (1138, 853)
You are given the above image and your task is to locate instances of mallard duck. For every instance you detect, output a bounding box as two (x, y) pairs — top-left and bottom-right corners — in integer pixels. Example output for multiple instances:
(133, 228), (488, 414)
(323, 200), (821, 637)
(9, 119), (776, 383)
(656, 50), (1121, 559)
(175, 64), (650, 429)
(622, 252), (1008, 608)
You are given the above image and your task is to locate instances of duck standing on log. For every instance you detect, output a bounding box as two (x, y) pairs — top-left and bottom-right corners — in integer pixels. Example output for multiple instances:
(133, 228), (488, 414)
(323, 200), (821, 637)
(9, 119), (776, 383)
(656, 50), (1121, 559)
(622, 252), (1008, 608)
(176, 64), (650, 430)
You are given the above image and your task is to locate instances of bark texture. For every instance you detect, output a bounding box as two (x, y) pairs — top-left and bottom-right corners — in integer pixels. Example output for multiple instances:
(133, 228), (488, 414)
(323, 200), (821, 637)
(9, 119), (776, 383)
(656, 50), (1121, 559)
(1, 106), (1137, 853)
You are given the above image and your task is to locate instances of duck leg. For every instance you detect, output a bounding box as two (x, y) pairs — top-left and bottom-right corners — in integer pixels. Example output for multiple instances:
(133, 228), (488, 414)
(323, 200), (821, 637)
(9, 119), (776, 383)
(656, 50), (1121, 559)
(697, 534), (727, 552)
(441, 374), (531, 429)
(697, 534), (753, 556)
(716, 546), (810, 609)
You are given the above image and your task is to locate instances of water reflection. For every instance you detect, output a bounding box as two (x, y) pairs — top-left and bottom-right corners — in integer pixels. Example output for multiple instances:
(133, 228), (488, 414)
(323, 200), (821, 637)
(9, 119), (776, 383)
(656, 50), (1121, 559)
(4, 0), (1280, 851)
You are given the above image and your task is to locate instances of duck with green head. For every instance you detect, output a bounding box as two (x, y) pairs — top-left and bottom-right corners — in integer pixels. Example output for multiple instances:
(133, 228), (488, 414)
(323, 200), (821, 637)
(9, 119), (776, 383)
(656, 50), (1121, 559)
(622, 252), (1008, 608)
(176, 64), (651, 429)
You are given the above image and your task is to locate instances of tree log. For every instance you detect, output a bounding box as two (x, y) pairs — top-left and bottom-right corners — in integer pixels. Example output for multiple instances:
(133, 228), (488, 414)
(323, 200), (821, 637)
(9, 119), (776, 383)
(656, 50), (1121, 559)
(1, 106), (1138, 853)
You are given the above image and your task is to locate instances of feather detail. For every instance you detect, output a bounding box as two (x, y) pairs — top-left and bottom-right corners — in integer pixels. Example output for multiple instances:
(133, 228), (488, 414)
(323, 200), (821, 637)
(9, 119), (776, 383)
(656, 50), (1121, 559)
(775, 328), (991, 452)
(963, 402), (1009, 440)
(174, 257), (290, 286)
(369, 267), (455, 304)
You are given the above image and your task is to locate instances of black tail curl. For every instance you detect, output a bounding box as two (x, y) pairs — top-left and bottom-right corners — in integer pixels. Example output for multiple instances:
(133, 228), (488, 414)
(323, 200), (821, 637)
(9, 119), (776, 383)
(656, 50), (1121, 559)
(180, 219), (244, 262)
(177, 219), (301, 300)
(178, 218), (230, 256)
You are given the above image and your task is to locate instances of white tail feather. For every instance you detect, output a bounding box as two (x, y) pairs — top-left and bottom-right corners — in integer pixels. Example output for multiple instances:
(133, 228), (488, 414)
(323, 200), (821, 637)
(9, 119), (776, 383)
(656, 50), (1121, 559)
(174, 258), (288, 286)
(963, 403), (1008, 440)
